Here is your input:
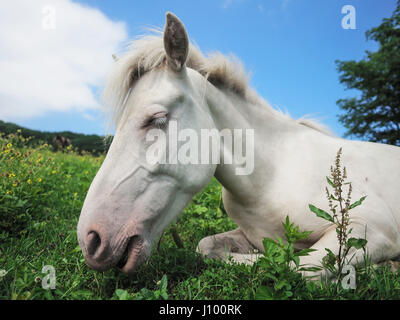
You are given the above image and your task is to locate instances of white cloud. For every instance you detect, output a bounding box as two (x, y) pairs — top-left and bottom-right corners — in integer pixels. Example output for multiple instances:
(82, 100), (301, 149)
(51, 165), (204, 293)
(0, 0), (128, 121)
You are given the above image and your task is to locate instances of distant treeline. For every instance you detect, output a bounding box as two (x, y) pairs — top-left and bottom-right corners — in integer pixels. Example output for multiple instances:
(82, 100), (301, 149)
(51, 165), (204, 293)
(0, 120), (112, 155)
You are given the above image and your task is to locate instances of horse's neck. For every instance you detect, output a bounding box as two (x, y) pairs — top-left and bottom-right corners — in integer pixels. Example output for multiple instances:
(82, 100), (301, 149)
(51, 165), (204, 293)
(207, 87), (290, 136)
(205, 85), (297, 202)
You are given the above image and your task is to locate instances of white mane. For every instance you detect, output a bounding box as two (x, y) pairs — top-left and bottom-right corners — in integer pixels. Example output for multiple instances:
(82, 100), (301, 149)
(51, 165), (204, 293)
(102, 34), (333, 136)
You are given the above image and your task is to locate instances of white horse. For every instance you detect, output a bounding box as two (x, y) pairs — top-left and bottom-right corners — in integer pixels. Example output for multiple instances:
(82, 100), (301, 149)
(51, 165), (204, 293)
(77, 13), (400, 279)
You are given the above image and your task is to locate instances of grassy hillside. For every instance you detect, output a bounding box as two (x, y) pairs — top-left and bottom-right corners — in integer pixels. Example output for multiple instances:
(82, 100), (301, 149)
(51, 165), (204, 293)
(1, 130), (400, 300)
(0, 120), (111, 155)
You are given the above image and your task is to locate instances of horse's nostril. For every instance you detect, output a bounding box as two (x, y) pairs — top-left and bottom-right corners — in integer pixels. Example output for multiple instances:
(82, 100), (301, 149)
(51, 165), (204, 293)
(86, 231), (101, 256)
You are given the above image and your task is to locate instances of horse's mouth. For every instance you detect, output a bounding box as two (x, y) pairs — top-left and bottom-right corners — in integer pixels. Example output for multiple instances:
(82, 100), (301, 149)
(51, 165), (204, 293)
(116, 235), (144, 273)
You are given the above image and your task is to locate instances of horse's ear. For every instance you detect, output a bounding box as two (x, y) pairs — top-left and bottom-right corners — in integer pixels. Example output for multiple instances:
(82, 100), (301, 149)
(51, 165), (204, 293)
(163, 12), (189, 72)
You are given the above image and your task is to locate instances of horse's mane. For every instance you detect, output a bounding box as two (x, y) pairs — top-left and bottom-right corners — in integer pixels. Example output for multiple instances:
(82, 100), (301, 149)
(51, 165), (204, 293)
(102, 33), (334, 137)
(297, 117), (334, 136)
(102, 34), (249, 127)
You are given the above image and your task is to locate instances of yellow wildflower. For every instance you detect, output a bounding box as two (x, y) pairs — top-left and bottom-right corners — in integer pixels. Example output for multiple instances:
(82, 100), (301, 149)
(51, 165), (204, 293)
(8, 173), (15, 178)
(37, 178), (42, 183)
(6, 143), (12, 148)
(27, 179), (32, 184)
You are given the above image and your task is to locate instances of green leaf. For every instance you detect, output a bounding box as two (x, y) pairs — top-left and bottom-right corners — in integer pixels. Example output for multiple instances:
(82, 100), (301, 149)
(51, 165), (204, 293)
(297, 230), (313, 241)
(276, 236), (284, 246)
(326, 176), (335, 188)
(299, 266), (323, 272)
(309, 204), (334, 222)
(262, 238), (278, 252)
(322, 248), (337, 270)
(115, 289), (131, 300)
(71, 245), (82, 253)
(292, 256), (300, 268)
(330, 194), (338, 201)
(346, 237), (367, 249)
(161, 292), (169, 300)
(159, 274), (168, 292)
(255, 286), (273, 300)
(324, 248), (336, 259)
(294, 248), (317, 257)
(349, 196), (367, 209)
(16, 199), (27, 207)
(274, 279), (289, 290)
(285, 291), (293, 298)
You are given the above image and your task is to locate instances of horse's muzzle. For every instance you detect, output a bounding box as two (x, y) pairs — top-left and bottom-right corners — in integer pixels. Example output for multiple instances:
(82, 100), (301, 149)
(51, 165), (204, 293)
(81, 226), (145, 274)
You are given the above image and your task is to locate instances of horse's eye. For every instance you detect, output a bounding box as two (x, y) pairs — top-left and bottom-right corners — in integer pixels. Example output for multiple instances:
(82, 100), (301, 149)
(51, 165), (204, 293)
(145, 112), (168, 128)
(152, 116), (167, 128)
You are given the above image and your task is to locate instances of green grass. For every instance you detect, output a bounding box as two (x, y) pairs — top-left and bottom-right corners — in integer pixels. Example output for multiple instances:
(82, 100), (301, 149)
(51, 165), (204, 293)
(1, 131), (400, 300)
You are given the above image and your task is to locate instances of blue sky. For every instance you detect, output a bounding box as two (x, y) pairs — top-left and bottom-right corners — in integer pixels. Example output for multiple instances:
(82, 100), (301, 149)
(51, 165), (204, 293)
(2, 0), (398, 137)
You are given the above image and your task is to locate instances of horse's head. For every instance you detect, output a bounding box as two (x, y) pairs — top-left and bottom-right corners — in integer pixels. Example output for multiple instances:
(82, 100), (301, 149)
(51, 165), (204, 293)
(77, 13), (217, 274)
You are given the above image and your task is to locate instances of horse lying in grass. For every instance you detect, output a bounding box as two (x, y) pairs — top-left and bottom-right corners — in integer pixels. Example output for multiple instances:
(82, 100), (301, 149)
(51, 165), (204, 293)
(77, 12), (400, 279)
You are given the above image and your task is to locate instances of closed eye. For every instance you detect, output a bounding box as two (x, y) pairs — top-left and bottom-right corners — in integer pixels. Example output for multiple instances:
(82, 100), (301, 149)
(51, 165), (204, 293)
(143, 111), (168, 128)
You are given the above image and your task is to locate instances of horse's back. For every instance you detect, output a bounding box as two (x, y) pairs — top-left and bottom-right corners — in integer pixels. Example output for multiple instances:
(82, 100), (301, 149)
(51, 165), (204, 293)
(264, 131), (400, 228)
(342, 139), (400, 222)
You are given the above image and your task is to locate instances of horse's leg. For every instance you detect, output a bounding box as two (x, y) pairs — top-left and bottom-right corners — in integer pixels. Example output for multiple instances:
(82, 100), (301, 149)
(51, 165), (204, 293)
(196, 228), (262, 265)
(299, 220), (400, 280)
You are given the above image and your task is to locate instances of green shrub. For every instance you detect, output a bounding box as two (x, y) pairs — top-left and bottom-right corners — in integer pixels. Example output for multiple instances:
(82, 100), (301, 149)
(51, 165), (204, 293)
(0, 131), (102, 238)
(309, 148), (368, 284)
(255, 216), (318, 299)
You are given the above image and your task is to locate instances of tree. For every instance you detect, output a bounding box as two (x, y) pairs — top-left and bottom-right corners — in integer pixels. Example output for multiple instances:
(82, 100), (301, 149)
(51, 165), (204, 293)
(336, 1), (400, 146)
